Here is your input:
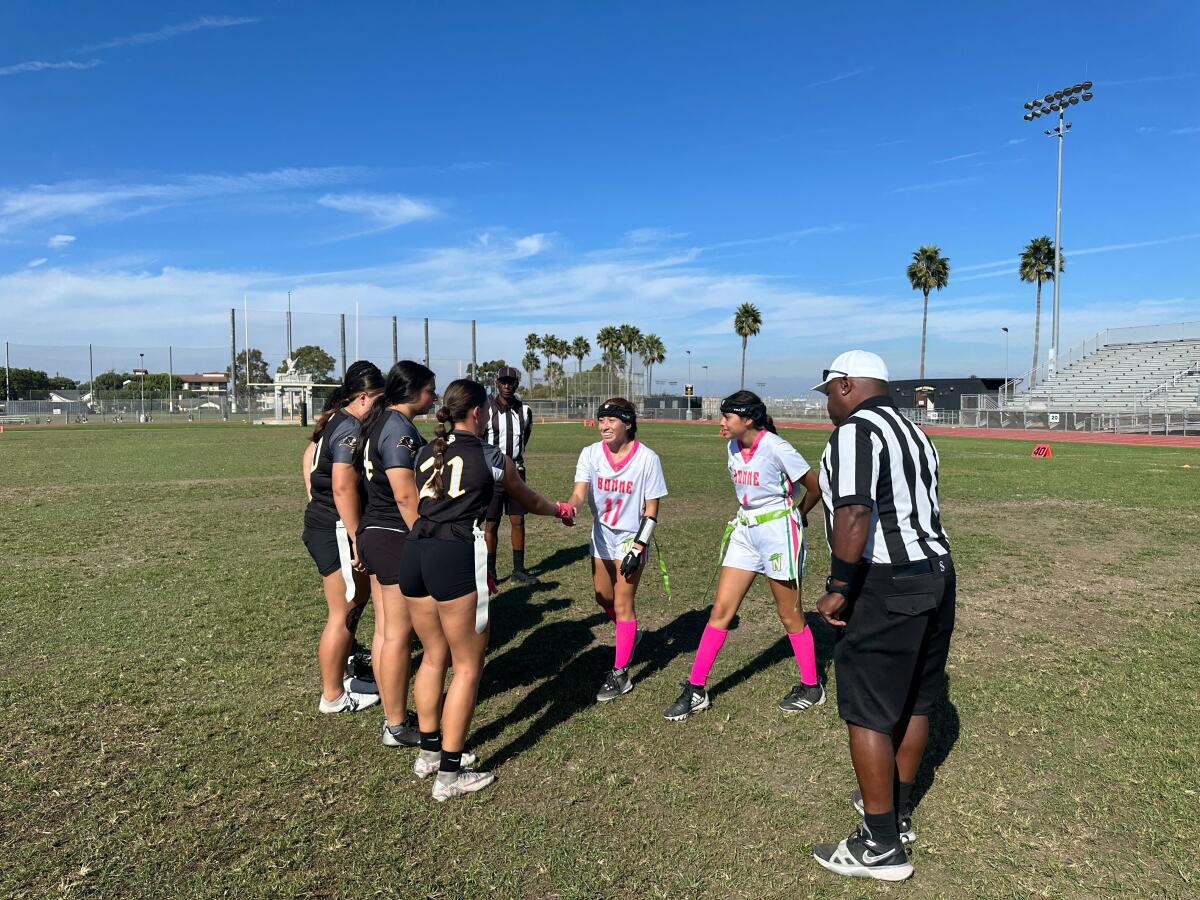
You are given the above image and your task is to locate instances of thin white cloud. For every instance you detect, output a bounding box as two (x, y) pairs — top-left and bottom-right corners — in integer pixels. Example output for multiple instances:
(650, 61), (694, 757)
(625, 227), (688, 245)
(1006, 138), (1027, 145)
(512, 233), (550, 258)
(1168, 125), (1200, 135)
(0, 167), (356, 234)
(77, 16), (259, 52)
(317, 193), (439, 228)
(27, 258), (47, 268)
(805, 67), (871, 89)
(0, 59), (101, 77)
(932, 151), (984, 164)
(1106, 73), (1197, 87)
(48, 234), (76, 249)
(889, 177), (980, 194)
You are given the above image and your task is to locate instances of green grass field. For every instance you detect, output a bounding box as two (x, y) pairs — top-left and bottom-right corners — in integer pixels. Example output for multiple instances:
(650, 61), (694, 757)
(2, 422), (1198, 898)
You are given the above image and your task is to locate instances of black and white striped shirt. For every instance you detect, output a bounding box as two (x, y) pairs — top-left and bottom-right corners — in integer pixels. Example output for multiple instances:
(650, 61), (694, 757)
(483, 397), (533, 464)
(818, 395), (950, 564)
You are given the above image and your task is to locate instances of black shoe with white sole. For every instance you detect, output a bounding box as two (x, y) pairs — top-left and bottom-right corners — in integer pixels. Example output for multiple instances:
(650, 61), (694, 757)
(777, 681), (826, 712)
(381, 710), (420, 748)
(662, 682), (710, 721)
(851, 789), (916, 844)
(812, 824), (913, 881)
(596, 667), (633, 702)
(510, 568), (539, 586)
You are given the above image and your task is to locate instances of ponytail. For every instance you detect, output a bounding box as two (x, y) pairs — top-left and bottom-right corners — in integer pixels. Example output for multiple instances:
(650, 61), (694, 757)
(352, 393), (390, 468)
(311, 386), (347, 442)
(311, 360), (385, 443)
(428, 378), (488, 500)
(762, 414), (778, 434)
(353, 360), (437, 470)
(720, 390), (774, 433)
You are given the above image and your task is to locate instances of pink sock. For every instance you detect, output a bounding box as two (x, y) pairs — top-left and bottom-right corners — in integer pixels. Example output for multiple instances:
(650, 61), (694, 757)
(614, 618), (637, 669)
(600, 604), (617, 622)
(689, 625), (728, 687)
(789, 626), (818, 686)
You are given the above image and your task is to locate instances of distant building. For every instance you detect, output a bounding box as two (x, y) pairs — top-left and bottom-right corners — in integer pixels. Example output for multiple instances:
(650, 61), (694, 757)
(889, 377), (1006, 411)
(178, 373), (229, 394)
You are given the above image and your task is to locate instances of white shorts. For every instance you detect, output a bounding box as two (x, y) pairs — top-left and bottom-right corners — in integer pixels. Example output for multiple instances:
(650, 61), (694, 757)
(721, 511), (806, 581)
(591, 524), (636, 561)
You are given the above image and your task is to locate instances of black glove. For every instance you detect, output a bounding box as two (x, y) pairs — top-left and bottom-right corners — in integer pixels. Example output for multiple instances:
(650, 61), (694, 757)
(619, 543), (646, 579)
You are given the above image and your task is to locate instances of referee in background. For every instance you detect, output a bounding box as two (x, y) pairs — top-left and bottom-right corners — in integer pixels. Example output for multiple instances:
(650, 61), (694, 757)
(483, 366), (538, 585)
(809, 350), (955, 883)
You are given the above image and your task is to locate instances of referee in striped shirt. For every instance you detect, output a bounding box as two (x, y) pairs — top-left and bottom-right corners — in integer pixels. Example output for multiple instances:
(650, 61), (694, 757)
(809, 350), (955, 883)
(483, 366), (538, 585)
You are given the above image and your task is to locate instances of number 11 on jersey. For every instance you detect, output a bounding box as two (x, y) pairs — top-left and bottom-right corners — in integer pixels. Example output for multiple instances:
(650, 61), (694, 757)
(602, 496), (624, 525)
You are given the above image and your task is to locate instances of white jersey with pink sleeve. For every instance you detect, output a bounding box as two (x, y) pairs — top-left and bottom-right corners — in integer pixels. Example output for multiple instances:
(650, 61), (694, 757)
(575, 440), (668, 556)
(727, 430), (811, 511)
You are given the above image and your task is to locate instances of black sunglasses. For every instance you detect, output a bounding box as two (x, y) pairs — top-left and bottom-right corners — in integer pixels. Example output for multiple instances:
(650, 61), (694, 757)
(822, 369), (847, 382)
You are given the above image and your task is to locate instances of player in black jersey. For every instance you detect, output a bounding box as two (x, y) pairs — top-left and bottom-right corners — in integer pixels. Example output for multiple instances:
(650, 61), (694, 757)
(352, 360), (437, 748)
(398, 379), (576, 800)
(302, 362), (384, 714)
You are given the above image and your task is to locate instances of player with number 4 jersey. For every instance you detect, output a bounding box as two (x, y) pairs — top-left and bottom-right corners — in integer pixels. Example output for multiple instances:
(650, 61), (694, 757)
(569, 398), (667, 703)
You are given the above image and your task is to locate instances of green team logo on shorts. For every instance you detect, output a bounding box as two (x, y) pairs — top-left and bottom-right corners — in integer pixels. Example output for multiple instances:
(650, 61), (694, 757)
(770, 552), (783, 573)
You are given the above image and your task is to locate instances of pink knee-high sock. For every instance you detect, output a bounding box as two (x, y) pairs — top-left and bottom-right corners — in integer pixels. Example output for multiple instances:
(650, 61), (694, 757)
(788, 626), (818, 686)
(689, 625), (728, 687)
(614, 618), (637, 669)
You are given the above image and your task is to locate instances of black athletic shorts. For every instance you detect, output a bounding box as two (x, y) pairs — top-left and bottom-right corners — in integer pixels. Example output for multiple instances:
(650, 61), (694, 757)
(834, 555), (956, 734)
(485, 463), (526, 520)
(302, 525), (342, 577)
(397, 537), (481, 602)
(357, 526), (408, 586)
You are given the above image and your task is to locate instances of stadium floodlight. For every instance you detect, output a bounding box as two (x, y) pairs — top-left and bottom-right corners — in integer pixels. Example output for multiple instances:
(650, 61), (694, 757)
(1020, 80), (1097, 378)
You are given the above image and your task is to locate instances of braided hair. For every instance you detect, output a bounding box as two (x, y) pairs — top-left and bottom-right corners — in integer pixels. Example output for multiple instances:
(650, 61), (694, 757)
(720, 390), (777, 434)
(429, 379), (488, 500)
(311, 360), (384, 442)
(352, 360), (436, 469)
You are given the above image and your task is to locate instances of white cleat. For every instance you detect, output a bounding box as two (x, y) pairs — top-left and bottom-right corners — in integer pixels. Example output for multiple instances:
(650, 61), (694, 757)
(432, 769), (496, 802)
(318, 690), (380, 714)
(414, 749), (478, 779)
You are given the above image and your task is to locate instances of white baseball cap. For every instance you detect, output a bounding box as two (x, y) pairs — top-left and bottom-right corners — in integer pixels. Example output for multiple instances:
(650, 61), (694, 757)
(812, 350), (890, 393)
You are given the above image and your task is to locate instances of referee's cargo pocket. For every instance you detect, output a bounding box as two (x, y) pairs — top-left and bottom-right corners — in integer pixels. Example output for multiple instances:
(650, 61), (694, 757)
(884, 575), (938, 616)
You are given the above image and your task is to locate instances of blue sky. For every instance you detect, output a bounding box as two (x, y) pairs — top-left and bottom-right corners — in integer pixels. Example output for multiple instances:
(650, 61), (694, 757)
(1, 1), (1197, 393)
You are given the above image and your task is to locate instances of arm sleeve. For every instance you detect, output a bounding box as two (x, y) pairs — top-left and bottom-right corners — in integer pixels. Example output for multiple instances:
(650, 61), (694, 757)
(330, 419), (358, 465)
(483, 443), (507, 482)
(574, 447), (594, 484)
(777, 438), (812, 483)
(378, 419), (417, 470)
(829, 422), (878, 509)
(645, 453), (668, 499)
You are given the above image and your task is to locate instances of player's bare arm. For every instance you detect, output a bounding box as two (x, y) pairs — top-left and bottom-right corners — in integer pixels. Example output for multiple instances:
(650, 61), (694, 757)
(386, 467), (420, 530)
(795, 469), (821, 522)
(331, 462), (364, 564)
(817, 503), (871, 627)
(502, 457), (574, 523)
(302, 442), (316, 501)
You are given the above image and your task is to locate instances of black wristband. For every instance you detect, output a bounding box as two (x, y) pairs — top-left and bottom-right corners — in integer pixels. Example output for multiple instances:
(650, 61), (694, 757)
(829, 554), (860, 583)
(825, 577), (850, 597)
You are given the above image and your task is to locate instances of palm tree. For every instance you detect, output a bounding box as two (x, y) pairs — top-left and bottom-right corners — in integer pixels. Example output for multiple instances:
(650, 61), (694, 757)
(539, 333), (558, 387)
(524, 334), (541, 388)
(906, 245), (951, 381)
(521, 350), (541, 390)
(601, 347), (624, 377)
(570, 336), (591, 376)
(1019, 236), (1064, 388)
(596, 326), (623, 394)
(617, 324), (642, 394)
(641, 334), (666, 397)
(733, 302), (763, 389)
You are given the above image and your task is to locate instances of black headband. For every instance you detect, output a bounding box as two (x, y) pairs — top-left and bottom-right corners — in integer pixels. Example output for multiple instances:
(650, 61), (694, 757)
(597, 403), (636, 425)
(720, 399), (766, 421)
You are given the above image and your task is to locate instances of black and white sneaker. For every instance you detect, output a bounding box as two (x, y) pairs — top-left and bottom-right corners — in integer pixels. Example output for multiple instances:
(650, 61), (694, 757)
(510, 568), (539, 586)
(777, 681), (826, 712)
(851, 789), (916, 844)
(346, 644), (378, 695)
(596, 667), (633, 702)
(812, 824), (913, 881)
(381, 710), (420, 747)
(663, 682), (710, 721)
(318, 690), (379, 714)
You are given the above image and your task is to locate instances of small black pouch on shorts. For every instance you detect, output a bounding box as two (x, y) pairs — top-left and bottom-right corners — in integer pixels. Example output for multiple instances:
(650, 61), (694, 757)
(884, 574), (939, 616)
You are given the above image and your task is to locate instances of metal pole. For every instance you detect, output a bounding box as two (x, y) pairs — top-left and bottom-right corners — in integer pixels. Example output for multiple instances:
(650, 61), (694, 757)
(168, 345), (174, 414)
(391, 316), (398, 366)
(1050, 107), (1065, 377)
(229, 308), (238, 413)
(471, 320), (477, 380)
(355, 301), (360, 361)
(287, 291), (293, 360)
(4, 340), (9, 402)
(88, 344), (94, 405)
(339, 314), (347, 376)
(243, 295), (250, 419)
(139, 352), (145, 421)
(423, 318), (430, 368)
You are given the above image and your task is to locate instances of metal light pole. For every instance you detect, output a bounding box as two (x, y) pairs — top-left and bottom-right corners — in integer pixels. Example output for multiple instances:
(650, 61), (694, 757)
(1023, 80), (1094, 377)
(686, 349), (692, 384)
(1002, 327), (1010, 404)
(138, 352), (145, 421)
(702, 365), (708, 397)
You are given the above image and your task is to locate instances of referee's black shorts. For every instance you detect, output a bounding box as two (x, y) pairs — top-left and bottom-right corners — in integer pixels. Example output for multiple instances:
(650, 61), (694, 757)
(356, 526), (408, 586)
(485, 462), (526, 520)
(834, 555), (956, 734)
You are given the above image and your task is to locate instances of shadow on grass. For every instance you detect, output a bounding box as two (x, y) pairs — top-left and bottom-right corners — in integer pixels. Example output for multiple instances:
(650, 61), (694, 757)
(912, 676), (960, 811)
(480, 617), (595, 704)
(487, 580), (571, 656)
(531, 542), (591, 576)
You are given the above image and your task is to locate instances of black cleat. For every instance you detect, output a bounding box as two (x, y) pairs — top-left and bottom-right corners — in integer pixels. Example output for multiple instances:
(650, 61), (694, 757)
(812, 824), (913, 881)
(510, 568), (539, 586)
(381, 710), (420, 748)
(777, 681), (826, 712)
(663, 682), (710, 721)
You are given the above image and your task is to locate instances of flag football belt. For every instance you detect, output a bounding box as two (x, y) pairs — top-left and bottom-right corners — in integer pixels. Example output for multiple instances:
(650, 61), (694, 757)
(717, 504), (796, 563)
